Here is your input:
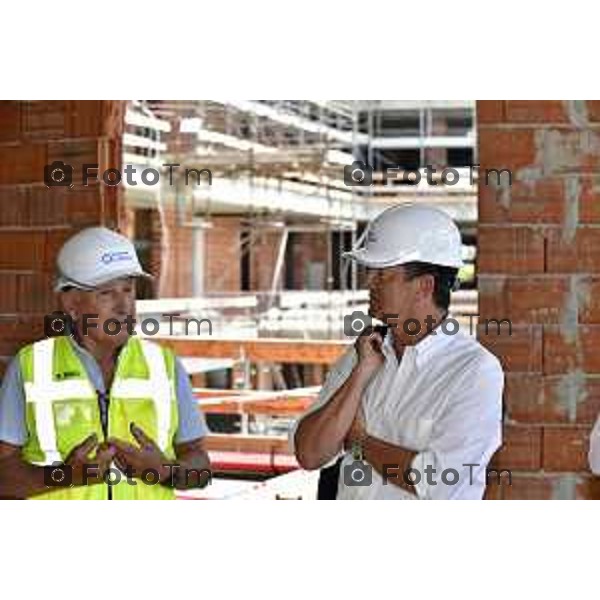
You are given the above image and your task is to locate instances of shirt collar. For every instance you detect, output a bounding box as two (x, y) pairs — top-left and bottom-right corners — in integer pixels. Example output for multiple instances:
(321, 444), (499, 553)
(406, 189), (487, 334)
(67, 333), (89, 357)
(66, 333), (124, 365)
(383, 314), (456, 369)
(411, 314), (456, 368)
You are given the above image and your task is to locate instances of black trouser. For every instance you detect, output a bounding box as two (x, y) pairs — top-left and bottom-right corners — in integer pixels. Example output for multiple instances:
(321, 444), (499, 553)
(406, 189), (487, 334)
(317, 457), (343, 500)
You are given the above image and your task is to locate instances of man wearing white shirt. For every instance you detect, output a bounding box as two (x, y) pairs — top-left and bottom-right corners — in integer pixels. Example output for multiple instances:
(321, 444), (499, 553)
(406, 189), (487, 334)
(292, 203), (504, 500)
(587, 421), (600, 475)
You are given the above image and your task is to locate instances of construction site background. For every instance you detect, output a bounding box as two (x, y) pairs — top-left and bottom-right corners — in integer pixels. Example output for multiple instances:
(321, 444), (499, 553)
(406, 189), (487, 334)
(1, 100), (599, 499)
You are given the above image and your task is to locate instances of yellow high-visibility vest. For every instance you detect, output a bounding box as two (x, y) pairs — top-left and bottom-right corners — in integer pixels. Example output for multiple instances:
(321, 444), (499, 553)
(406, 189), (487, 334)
(18, 336), (179, 500)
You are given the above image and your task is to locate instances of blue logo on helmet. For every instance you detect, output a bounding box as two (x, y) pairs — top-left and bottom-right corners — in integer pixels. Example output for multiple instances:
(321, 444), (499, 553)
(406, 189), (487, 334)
(100, 251), (133, 265)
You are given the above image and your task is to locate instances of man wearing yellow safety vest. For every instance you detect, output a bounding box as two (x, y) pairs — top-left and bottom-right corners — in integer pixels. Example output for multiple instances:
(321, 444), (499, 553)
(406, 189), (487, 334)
(0, 227), (211, 499)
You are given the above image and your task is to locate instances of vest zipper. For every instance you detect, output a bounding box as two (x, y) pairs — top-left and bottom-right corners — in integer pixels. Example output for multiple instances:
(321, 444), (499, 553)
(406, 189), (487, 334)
(97, 391), (112, 501)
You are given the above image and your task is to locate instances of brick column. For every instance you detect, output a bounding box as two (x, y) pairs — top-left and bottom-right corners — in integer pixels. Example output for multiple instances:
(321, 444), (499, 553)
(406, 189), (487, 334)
(250, 229), (286, 291)
(204, 217), (241, 293)
(478, 100), (600, 499)
(0, 100), (125, 377)
(148, 202), (194, 298)
(290, 232), (329, 291)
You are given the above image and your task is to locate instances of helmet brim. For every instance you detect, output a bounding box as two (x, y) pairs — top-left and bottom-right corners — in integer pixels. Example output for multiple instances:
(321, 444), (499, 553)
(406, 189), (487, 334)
(342, 249), (464, 269)
(54, 269), (154, 292)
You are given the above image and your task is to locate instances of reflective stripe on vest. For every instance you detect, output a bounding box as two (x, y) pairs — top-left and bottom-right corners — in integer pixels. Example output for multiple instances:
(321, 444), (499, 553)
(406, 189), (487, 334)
(24, 339), (96, 465)
(111, 341), (172, 452)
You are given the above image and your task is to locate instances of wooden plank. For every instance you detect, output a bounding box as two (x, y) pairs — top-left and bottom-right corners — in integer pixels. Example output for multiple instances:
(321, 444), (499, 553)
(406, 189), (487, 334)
(194, 387), (317, 415)
(193, 388), (245, 399)
(204, 434), (293, 455)
(208, 451), (299, 474)
(155, 337), (349, 365)
(201, 396), (313, 416)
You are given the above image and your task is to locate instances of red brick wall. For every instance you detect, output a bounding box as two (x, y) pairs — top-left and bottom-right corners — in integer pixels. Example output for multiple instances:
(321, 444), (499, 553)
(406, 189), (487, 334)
(148, 204), (194, 298)
(119, 204), (136, 241)
(248, 230), (330, 292)
(289, 232), (329, 290)
(204, 217), (241, 293)
(250, 229), (286, 291)
(478, 100), (600, 499)
(0, 100), (125, 377)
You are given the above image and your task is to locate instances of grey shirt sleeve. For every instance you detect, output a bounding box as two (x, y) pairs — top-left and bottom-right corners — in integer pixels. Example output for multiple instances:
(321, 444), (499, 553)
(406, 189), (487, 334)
(0, 357), (28, 446)
(174, 358), (210, 444)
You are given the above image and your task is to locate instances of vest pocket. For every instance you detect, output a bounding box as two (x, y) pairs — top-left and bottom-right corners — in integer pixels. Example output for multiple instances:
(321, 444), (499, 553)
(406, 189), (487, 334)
(53, 399), (102, 460)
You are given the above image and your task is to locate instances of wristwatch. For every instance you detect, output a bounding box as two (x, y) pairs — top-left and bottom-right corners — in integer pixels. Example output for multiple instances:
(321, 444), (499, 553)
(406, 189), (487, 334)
(351, 438), (365, 462)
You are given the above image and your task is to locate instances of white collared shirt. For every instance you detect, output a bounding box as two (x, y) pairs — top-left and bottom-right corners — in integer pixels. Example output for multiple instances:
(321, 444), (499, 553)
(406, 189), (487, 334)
(588, 421), (600, 474)
(292, 318), (504, 500)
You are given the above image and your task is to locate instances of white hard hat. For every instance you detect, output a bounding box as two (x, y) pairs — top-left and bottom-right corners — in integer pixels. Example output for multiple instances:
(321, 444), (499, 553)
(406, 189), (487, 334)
(55, 227), (152, 292)
(343, 203), (464, 269)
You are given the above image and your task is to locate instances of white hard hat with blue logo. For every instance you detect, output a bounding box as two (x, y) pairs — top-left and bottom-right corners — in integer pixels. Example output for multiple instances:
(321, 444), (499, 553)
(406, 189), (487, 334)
(55, 227), (152, 292)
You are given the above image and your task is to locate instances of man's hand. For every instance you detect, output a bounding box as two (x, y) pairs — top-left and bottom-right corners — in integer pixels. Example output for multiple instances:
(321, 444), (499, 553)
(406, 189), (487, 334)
(173, 438), (212, 489)
(64, 434), (116, 486)
(294, 329), (386, 470)
(355, 327), (385, 377)
(108, 423), (171, 483)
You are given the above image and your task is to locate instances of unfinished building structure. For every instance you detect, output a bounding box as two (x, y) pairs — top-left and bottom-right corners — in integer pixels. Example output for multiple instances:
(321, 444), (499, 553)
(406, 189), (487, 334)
(122, 101), (476, 338)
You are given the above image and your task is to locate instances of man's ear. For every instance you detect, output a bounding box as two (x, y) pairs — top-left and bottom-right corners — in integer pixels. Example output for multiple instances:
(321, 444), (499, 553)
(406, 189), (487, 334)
(59, 290), (81, 319)
(416, 274), (435, 304)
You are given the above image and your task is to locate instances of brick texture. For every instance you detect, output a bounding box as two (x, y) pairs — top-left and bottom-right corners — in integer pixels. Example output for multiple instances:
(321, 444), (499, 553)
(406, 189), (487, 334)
(148, 203), (195, 298)
(478, 100), (600, 499)
(0, 100), (125, 366)
(250, 229), (285, 291)
(477, 226), (545, 274)
(204, 217), (241, 293)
